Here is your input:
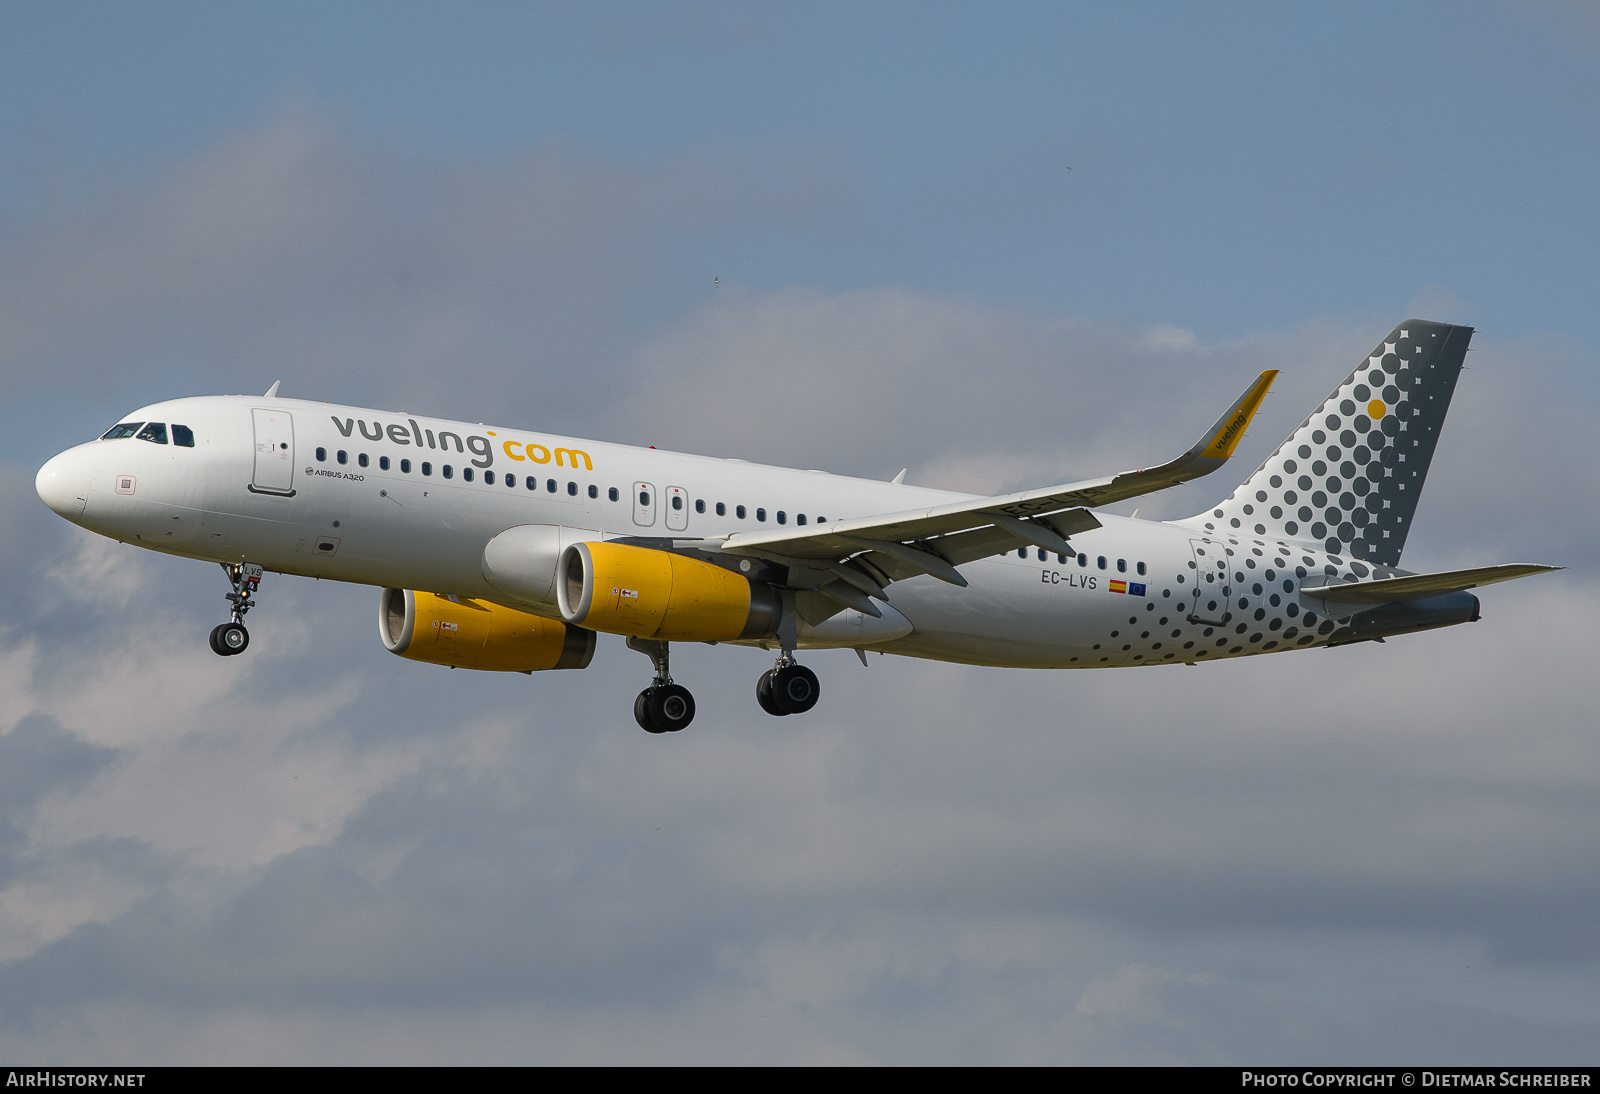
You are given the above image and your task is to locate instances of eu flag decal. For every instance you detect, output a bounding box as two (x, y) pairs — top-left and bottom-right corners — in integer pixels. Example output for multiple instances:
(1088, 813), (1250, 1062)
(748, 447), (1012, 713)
(1109, 580), (1127, 594)
(1129, 582), (1146, 597)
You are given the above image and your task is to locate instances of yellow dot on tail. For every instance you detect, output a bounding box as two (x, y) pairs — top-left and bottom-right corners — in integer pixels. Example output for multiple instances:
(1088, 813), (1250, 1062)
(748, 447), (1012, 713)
(1368, 399), (1386, 419)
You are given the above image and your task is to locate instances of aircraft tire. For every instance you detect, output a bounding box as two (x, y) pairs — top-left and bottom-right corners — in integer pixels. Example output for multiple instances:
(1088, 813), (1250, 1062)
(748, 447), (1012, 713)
(771, 664), (819, 715)
(756, 670), (787, 717)
(211, 622), (249, 656)
(634, 690), (667, 733)
(646, 683), (695, 732)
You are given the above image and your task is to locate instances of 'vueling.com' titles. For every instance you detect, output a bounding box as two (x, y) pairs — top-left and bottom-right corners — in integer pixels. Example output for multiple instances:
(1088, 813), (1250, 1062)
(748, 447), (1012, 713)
(330, 416), (592, 471)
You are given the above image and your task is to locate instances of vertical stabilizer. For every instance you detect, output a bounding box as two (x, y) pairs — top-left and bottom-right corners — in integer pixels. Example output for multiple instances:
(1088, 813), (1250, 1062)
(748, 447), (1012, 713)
(1184, 320), (1472, 567)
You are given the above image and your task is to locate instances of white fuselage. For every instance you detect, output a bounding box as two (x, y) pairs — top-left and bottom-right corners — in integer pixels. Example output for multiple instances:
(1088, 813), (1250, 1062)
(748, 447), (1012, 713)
(36, 395), (1396, 669)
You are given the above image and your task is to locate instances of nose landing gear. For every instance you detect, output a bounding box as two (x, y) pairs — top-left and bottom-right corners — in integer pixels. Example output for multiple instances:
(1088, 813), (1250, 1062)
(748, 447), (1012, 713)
(756, 655), (820, 717)
(210, 562), (262, 657)
(627, 637), (696, 734)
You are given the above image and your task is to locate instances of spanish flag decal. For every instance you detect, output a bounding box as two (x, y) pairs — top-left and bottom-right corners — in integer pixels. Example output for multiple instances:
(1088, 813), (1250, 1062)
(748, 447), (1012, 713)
(1109, 580), (1127, 594)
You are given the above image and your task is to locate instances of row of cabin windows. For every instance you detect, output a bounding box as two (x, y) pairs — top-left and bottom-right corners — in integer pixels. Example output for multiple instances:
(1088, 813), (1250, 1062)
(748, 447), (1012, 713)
(317, 447), (600, 492)
(101, 422), (196, 447)
(1015, 547), (1146, 575)
(686, 498), (823, 524)
(313, 448), (825, 522)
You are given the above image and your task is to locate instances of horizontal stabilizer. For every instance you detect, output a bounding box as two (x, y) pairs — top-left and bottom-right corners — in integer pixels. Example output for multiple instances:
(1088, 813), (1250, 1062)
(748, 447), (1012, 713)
(1300, 564), (1559, 604)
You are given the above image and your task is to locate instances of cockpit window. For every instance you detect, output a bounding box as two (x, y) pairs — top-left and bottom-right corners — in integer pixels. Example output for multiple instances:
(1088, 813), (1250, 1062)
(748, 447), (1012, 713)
(172, 424), (195, 447)
(136, 423), (169, 444)
(101, 422), (143, 440)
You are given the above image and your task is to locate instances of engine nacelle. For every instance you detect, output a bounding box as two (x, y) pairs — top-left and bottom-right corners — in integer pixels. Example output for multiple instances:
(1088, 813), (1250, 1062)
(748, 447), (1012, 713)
(481, 524), (601, 613)
(557, 541), (781, 642)
(380, 588), (596, 672)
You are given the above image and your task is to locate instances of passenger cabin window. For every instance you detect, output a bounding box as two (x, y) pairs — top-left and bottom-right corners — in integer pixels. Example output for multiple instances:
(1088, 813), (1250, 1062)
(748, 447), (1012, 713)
(716, 502), (726, 516)
(337, 450), (347, 464)
(1078, 553), (1087, 567)
(672, 495), (683, 510)
(316, 447), (327, 462)
(1038, 549), (1047, 561)
(1017, 548), (1027, 559)
(797, 514), (806, 525)
(1137, 561), (1147, 575)
(484, 471), (495, 484)
(101, 423), (143, 440)
(172, 425), (195, 447)
(736, 505), (746, 519)
(776, 511), (786, 524)
(462, 468), (473, 482)
(756, 508), (766, 522)
(379, 456), (390, 470)
(526, 476), (537, 490)
(589, 485), (598, 499)
(568, 482), (577, 496)
(1098, 556), (1107, 570)
(358, 453), (369, 468)
(638, 489), (649, 505)
(551, 480), (560, 494)
(422, 462), (432, 475)
(400, 459), (410, 473)
(609, 487), (619, 502)
(1117, 558), (1126, 572)
(695, 499), (705, 514)
(442, 465), (453, 479)
(136, 423), (168, 445)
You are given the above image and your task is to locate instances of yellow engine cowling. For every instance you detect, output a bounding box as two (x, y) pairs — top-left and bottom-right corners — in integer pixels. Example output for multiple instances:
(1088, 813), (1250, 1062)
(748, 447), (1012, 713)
(556, 541), (781, 642)
(380, 588), (596, 672)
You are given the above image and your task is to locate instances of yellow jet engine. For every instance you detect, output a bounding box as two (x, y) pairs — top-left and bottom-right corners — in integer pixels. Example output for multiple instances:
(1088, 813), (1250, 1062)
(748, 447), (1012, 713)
(380, 588), (595, 672)
(557, 542), (781, 643)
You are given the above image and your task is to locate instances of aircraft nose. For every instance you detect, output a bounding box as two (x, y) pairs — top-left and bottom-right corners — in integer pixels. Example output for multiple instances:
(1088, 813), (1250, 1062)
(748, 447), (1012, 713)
(36, 446), (94, 522)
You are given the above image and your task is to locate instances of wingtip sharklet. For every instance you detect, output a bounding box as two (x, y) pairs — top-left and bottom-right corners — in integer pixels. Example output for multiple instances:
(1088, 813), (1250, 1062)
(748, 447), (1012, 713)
(1192, 369), (1277, 462)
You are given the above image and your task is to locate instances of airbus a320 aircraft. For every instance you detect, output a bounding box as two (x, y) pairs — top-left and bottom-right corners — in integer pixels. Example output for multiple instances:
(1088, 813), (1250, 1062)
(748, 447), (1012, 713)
(36, 320), (1554, 733)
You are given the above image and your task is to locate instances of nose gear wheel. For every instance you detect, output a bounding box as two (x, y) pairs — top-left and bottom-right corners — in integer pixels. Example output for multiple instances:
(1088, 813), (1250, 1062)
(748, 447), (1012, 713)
(209, 622), (249, 656)
(211, 562), (263, 657)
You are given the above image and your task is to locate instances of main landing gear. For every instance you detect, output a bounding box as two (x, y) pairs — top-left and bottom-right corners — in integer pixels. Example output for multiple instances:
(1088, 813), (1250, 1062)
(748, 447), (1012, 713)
(627, 637), (696, 734)
(623, 641), (823, 732)
(756, 654), (820, 717)
(209, 562), (262, 657)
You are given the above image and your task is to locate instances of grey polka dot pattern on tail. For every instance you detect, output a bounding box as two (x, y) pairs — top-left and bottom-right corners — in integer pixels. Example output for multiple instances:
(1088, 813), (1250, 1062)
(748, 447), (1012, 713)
(1185, 320), (1473, 568)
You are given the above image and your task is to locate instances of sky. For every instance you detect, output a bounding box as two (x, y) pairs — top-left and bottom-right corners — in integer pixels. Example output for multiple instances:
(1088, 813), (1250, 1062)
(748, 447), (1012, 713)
(1, 0), (1598, 1064)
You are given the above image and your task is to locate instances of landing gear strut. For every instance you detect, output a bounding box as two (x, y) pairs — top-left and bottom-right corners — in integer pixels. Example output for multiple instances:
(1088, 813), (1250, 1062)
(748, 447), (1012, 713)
(756, 653), (820, 717)
(209, 562), (262, 657)
(627, 637), (695, 734)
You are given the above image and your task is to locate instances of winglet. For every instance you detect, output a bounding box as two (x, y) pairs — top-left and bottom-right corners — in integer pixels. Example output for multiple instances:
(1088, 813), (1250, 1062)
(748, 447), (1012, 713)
(1191, 370), (1276, 461)
(264, 380), (282, 398)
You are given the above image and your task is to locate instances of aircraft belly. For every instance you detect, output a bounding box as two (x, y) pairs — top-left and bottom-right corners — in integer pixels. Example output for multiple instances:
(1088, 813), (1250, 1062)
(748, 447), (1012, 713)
(878, 524), (1205, 668)
(881, 559), (1110, 667)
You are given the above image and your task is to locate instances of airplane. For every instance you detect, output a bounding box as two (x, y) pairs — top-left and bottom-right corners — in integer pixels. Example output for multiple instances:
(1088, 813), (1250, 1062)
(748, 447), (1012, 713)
(35, 319), (1555, 734)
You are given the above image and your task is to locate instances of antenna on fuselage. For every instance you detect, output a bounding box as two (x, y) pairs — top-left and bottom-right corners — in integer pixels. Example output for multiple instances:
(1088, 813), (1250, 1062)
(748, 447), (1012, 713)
(264, 381), (281, 398)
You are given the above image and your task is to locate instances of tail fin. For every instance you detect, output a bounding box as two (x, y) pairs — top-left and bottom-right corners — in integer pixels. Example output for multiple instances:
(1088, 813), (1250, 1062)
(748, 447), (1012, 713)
(1186, 320), (1473, 567)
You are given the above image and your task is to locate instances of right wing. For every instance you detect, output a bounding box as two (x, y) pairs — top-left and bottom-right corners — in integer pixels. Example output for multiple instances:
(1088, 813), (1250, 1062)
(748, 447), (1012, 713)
(674, 369), (1278, 616)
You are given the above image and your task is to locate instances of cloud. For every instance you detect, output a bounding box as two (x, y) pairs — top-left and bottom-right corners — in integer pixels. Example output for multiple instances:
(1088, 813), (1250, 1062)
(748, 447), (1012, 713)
(3, 107), (1598, 1063)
